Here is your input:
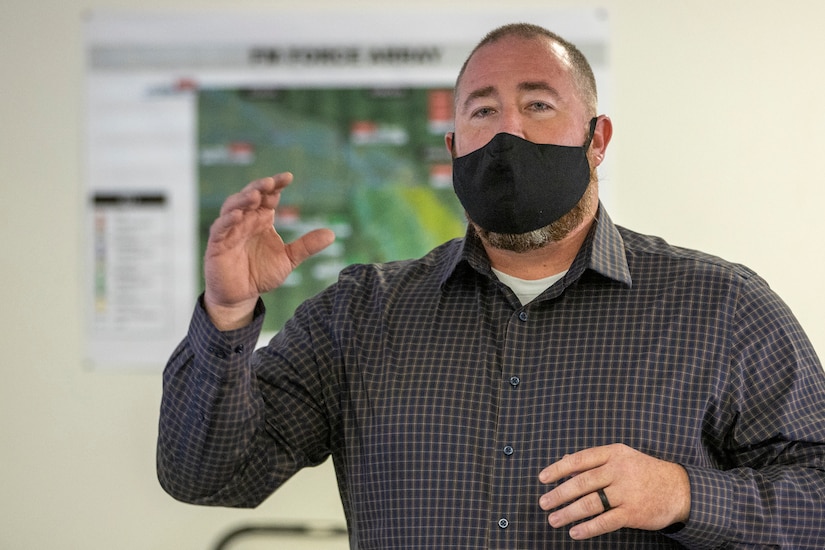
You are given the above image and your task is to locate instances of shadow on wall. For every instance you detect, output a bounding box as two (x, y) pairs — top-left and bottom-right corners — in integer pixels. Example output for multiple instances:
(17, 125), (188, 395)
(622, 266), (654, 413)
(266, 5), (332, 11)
(213, 522), (349, 550)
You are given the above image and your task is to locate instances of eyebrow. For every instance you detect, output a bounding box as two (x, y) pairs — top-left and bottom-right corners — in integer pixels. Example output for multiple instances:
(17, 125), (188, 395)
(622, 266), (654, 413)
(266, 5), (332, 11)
(461, 81), (562, 112)
(518, 81), (562, 99)
(461, 85), (495, 111)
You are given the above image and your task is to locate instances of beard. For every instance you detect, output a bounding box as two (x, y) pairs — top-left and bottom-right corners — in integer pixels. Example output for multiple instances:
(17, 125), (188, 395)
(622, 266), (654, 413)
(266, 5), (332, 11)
(470, 171), (598, 254)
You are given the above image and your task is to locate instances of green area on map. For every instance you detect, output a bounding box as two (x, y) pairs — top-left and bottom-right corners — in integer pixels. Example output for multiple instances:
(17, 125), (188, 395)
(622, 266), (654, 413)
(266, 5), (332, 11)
(198, 87), (466, 331)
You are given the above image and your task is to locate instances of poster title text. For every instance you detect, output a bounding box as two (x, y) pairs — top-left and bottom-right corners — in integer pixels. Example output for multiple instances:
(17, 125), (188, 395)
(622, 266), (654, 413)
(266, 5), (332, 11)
(249, 46), (443, 66)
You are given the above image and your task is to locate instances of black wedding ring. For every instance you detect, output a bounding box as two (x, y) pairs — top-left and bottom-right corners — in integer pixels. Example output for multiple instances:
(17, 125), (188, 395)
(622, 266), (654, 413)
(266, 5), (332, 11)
(597, 488), (612, 512)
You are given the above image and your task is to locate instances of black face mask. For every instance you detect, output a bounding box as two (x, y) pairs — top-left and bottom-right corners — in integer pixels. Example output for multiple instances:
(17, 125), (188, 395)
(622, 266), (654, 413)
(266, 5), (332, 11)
(452, 117), (597, 235)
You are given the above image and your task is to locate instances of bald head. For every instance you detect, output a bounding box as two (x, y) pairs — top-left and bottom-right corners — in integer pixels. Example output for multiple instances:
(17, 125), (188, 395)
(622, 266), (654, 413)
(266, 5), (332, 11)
(455, 23), (598, 117)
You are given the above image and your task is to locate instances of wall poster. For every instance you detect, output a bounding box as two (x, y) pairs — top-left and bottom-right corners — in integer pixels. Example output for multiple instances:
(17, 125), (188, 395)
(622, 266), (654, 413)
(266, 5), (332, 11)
(84, 8), (611, 369)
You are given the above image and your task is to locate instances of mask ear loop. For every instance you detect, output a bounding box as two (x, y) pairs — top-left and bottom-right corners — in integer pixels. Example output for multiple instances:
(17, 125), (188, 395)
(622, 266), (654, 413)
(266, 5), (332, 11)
(585, 117), (601, 225)
(584, 117), (598, 150)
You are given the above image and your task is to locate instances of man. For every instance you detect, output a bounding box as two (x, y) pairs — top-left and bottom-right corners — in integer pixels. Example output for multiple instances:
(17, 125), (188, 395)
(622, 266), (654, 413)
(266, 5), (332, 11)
(158, 23), (825, 547)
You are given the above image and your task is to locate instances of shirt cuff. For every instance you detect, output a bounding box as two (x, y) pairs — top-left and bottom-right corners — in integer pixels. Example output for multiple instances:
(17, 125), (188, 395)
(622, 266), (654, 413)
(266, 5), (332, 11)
(190, 294), (266, 380)
(664, 463), (733, 549)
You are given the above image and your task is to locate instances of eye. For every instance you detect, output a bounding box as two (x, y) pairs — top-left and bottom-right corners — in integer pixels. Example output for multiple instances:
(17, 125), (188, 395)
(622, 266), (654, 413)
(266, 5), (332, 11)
(528, 101), (553, 112)
(471, 106), (496, 119)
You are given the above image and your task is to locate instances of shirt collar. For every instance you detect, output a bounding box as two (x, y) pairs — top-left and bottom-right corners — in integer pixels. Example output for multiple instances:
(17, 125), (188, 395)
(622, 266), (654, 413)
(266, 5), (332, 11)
(439, 203), (632, 289)
(572, 204), (633, 287)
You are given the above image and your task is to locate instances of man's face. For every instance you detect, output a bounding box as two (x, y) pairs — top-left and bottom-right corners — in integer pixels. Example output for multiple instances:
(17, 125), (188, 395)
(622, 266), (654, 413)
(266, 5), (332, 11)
(448, 35), (592, 156)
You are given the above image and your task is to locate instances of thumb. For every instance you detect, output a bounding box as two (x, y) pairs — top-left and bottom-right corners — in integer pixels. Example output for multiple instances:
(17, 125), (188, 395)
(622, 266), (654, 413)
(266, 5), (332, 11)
(286, 228), (336, 268)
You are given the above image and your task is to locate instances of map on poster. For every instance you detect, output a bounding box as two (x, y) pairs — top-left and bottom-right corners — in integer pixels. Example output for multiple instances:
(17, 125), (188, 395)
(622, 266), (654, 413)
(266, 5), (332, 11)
(198, 86), (465, 331)
(83, 8), (611, 369)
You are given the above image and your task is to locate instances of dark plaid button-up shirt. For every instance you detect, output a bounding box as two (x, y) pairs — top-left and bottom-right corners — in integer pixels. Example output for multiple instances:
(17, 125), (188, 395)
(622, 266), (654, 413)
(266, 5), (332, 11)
(158, 207), (825, 548)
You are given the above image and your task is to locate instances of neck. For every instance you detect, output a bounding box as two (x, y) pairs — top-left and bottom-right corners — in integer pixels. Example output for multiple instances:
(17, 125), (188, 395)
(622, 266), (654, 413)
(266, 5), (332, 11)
(480, 217), (594, 280)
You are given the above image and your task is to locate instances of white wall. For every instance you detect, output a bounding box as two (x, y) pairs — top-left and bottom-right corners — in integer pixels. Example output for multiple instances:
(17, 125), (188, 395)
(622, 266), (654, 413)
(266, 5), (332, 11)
(2, 1), (824, 548)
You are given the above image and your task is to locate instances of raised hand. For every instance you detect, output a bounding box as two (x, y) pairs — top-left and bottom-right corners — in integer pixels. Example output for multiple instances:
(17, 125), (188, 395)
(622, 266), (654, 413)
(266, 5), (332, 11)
(203, 173), (335, 330)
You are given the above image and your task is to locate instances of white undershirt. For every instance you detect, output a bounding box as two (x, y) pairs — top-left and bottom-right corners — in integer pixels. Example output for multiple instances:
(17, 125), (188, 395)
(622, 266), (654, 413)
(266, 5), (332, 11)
(491, 267), (567, 305)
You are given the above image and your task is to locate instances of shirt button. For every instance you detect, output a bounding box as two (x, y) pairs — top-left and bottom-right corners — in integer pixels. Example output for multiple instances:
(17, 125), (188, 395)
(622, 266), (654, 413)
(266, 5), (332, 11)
(503, 445), (514, 456)
(498, 518), (509, 529)
(234, 344), (245, 354)
(509, 376), (521, 387)
(518, 311), (528, 322)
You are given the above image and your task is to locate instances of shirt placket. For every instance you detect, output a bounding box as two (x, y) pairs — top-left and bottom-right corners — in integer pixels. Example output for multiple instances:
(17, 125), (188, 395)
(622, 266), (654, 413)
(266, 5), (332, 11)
(488, 301), (540, 547)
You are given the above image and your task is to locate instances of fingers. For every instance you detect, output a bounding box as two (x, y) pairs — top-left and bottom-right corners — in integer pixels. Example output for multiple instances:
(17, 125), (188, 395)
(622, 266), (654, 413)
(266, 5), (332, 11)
(210, 173), (293, 246)
(209, 171), (336, 263)
(546, 487), (612, 522)
(202, 172), (334, 331)
(538, 446), (623, 540)
(547, 489), (622, 541)
(539, 446), (611, 485)
(284, 228), (337, 268)
(218, 173), (293, 217)
(538, 444), (691, 540)
(566, 507), (620, 541)
(539, 459), (610, 512)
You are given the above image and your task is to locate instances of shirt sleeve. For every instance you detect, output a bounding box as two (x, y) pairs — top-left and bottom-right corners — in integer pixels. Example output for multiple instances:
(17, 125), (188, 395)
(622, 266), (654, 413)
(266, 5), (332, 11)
(666, 274), (825, 549)
(156, 295), (332, 508)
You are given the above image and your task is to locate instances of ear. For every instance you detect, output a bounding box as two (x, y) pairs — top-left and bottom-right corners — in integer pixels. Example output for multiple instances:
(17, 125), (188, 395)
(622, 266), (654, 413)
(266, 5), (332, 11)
(590, 115), (612, 167)
(445, 132), (455, 157)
